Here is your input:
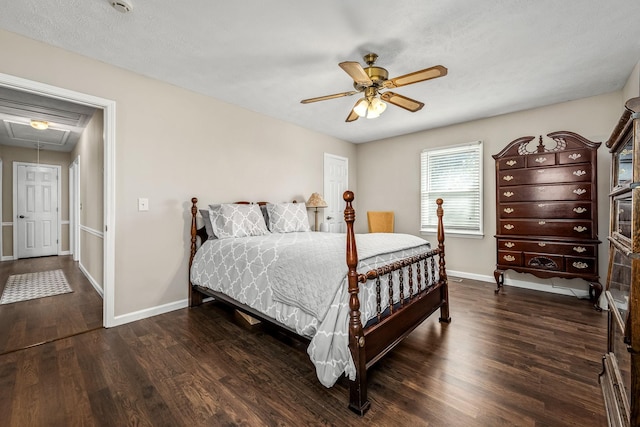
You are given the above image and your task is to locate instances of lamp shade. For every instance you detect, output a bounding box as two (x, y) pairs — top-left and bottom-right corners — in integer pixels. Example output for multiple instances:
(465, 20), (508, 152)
(306, 192), (328, 208)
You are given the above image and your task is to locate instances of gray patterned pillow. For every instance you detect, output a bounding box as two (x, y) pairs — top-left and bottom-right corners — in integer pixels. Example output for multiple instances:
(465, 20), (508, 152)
(210, 203), (270, 239)
(267, 202), (311, 233)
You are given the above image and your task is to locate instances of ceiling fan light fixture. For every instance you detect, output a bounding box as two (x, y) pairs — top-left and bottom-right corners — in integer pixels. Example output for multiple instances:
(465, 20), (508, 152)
(353, 98), (369, 117)
(370, 97), (387, 116)
(354, 96), (387, 119)
(30, 120), (49, 130)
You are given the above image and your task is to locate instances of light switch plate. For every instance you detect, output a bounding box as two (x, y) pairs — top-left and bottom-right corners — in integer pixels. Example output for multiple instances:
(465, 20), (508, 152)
(138, 198), (149, 211)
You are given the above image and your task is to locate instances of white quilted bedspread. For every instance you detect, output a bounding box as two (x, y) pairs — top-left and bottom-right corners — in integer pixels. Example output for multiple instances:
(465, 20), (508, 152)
(190, 231), (435, 387)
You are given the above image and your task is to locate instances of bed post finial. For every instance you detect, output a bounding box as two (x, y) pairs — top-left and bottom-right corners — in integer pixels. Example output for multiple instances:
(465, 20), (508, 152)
(189, 197), (203, 307)
(436, 198), (450, 323)
(343, 190), (370, 415)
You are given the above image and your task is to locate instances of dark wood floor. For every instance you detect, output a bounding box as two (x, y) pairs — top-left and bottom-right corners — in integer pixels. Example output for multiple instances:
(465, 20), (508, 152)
(0, 255), (103, 354)
(0, 278), (607, 426)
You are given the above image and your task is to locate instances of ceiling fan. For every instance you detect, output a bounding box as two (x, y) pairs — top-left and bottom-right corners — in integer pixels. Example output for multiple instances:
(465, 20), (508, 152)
(301, 53), (447, 122)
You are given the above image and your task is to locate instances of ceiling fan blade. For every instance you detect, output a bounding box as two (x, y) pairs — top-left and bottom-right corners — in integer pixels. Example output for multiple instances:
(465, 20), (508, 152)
(380, 92), (425, 112)
(339, 61), (373, 87)
(346, 110), (359, 122)
(346, 101), (360, 122)
(301, 90), (359, 104)
(383, 65), (448, 89)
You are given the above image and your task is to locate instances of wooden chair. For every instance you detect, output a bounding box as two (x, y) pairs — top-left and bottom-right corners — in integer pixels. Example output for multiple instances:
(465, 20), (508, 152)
(367, 211), (394, 233)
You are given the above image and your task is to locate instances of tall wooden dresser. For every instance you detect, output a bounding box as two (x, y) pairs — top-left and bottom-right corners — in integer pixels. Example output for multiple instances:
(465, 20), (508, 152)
(599, 97), (640, 427)
(492, 131), (602, 308)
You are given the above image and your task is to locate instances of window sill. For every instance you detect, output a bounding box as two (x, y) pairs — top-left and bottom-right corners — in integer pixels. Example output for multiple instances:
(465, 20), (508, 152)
(420, 230), (484, 239)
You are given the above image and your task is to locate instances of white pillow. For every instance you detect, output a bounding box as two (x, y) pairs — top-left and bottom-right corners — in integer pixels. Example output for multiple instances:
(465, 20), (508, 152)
(267, 202), (311, 233)
(209, 204), (270, 239)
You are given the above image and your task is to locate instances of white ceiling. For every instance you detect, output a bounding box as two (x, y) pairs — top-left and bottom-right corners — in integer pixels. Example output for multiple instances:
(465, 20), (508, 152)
(1, 0), (640, 144)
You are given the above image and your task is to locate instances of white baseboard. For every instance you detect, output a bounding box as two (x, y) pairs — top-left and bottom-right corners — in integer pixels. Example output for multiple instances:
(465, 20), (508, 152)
(446, 269), (591, 299)
(79, 261), (104, 297)
(111, 299), (189, 327)
(2, 251), (70, 261)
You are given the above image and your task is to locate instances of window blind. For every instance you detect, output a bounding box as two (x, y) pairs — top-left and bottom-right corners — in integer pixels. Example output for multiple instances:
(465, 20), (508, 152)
(420, 141), (483, 236)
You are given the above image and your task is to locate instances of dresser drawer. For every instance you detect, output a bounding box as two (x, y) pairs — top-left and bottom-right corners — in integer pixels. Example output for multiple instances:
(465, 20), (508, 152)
(565, 256), (597, 275)
(499, 219), (594, 238)
(498, 201), (592, 219)
(497, 250), (522, 266)
(498, 183), (592, 202)
(526, 152), (556, 168)
(497, 239), (597, 256)
(523, 253), (564, 271)
(498, 165), (592, 186)
(497, 156), (525, 170)
(557, 148), (590, 165)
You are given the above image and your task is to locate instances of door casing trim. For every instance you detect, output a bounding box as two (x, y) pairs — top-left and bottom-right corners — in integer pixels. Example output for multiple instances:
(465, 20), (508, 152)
(0, 72), (117, 328)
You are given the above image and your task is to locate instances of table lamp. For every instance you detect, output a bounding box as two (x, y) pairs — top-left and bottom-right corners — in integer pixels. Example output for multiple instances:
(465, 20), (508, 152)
(306, 192), (328, 231)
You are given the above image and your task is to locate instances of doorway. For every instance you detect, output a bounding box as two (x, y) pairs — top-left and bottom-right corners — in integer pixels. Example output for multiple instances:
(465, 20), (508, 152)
(0, 72), (116, 332)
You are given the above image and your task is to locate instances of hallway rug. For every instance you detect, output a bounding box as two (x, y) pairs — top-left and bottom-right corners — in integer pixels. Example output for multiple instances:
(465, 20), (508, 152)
(0, 269), (72, 305)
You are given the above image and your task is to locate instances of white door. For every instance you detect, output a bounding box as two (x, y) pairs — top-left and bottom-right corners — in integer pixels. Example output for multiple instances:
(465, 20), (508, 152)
(323, 153), (349, 233)
(15, 163), (59, 258)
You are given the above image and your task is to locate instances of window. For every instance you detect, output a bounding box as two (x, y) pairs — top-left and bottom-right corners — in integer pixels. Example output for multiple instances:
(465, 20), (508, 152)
(420, 141), (483, 236)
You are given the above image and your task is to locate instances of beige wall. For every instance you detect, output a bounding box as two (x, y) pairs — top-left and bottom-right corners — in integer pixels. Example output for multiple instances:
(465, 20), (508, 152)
(71, 109), (104, 290)
(0, 144), (71, 256)
(356, 92), (623, 294)
(0, 29), (357, 317)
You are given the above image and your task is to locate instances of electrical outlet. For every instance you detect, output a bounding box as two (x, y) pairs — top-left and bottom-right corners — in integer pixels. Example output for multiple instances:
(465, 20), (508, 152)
(138, 198), (149, 211)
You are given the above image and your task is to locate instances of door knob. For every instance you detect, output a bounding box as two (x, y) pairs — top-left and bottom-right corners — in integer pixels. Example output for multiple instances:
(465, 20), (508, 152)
(326, 216), (333, 220)
(18, 215), (25, 219)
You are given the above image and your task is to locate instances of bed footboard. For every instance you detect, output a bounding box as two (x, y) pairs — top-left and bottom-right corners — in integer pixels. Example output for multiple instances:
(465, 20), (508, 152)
(343, 191), (449, 415)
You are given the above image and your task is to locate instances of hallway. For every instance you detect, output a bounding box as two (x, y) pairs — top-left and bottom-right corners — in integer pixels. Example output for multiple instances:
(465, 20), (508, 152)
(0, 255), (103, 354)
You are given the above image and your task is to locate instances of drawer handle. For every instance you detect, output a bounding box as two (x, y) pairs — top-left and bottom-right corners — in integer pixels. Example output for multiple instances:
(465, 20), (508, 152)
(538, 242), (546, 247)
(574, 226), (587, 232)
(573, 207), (587, 214)
(573, 246), (587, 253)
(503, 207), (514, 214)
(535, 157), (548, 164)
(568, 153), (582, 160)
(503, 191), (514, 197)
(573, 188), (587, 195)
(503, 255), (516, 262)
(573, 170), (586, 177)
(538, 221), (546, 225)
(504, 242), (515, 248)
(504, 224), (514, 230)
(503, 175), (514, 181)
(572, 261), (589, 269)
(505, 160), (517, 166)
(537, 203), (547, 207)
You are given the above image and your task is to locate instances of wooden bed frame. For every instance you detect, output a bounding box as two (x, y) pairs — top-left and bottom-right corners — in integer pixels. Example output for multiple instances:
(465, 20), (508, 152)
(188, 191), (450, 415)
